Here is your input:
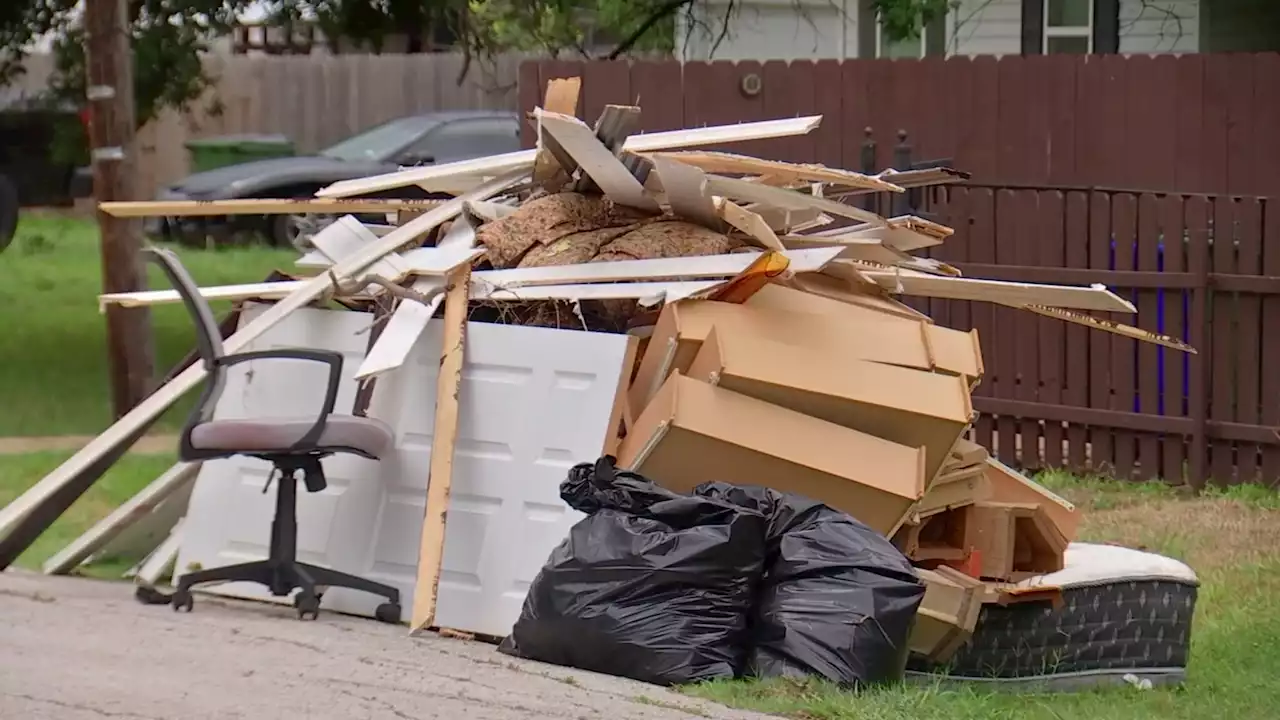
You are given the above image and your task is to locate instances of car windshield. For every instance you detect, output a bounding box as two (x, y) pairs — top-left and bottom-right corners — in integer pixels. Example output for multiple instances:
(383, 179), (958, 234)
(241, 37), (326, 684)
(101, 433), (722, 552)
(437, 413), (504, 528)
(318, 116), (439, 162)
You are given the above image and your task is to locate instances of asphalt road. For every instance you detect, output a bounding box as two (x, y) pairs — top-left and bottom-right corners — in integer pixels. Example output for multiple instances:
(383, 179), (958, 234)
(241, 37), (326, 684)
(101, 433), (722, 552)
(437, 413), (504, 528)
(0, 573), (774, 720)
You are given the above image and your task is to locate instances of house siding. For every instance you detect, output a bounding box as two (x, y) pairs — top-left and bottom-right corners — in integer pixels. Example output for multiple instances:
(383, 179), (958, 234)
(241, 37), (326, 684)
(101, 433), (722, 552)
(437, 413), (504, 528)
(677, 0), (1202, 59)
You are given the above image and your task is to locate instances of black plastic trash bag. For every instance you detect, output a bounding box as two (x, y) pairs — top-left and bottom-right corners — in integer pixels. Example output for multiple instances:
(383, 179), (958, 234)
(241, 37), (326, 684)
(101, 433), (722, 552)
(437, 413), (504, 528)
(699, 482), (925, 688)
(499, 457), (768, 686)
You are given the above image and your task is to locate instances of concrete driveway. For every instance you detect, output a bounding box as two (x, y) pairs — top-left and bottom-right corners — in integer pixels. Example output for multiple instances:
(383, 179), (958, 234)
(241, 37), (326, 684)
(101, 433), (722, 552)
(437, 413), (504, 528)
(0, 573), (775, 720)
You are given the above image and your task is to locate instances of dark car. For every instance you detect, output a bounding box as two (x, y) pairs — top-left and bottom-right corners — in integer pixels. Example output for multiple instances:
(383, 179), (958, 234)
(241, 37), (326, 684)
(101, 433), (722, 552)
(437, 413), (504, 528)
(151, 109), (522, 248)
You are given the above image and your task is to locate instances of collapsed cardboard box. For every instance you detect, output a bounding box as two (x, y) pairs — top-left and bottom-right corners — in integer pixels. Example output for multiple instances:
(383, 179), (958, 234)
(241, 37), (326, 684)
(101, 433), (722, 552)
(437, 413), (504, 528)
(617, 373), (926, 535)
(686, 327), (972, 481)
(910, 566), (985, 662)
(629, 286), (985, 416)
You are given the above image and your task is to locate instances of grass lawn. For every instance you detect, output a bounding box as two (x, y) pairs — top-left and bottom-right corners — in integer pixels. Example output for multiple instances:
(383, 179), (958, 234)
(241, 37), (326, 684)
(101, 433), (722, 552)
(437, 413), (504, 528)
(0, 212), (297, 437)
(0, 450), (175, 574)
(684, 472), (1280, 720)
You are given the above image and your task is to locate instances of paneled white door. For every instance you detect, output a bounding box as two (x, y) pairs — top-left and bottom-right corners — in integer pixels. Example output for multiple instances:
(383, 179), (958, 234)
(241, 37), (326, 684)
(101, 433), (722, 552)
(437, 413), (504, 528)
(177, 304), (631, 636)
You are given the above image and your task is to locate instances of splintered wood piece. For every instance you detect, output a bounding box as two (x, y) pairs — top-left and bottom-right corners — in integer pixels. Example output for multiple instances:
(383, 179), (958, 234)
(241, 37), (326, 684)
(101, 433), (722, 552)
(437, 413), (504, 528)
(575, 105), (644, 194)
(650, 156), (722, 229)
(318, 116), (822, 199)
(782, 233), (912, 265)
(532, 77), (581, 188)
(717, 199), (786, 251)
(852, 264), (1137, 313)
(1021, 304), (1196, 352)
(537, 109), (659, 213)
(643, 151), (904, 192)
(706, 174), (889, 227)
(805, 215), (953, 252)
(410, 264), (471, 635)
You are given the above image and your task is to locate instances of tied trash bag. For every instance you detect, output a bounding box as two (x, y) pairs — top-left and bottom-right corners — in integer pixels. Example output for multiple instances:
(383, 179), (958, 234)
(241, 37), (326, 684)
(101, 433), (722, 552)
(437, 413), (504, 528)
(499, 457), (768, 686)
(700, 483), (925, 688)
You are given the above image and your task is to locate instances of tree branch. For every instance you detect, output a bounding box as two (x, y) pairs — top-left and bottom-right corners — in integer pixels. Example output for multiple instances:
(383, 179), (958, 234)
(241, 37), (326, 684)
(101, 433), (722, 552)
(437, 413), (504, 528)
(606, 0), (696, 59)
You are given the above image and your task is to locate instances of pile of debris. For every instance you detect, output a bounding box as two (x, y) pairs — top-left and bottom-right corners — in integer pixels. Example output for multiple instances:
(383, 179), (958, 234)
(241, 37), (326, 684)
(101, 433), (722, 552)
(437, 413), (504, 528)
(1, 77), (1200, 689)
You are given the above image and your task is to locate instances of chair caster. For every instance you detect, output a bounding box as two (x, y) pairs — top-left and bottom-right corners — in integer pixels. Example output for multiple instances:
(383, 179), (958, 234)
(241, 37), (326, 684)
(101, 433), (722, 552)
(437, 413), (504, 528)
(294, 591), (321, 620)
(171, 589), (194, 613)
(374, 602), (402, 624)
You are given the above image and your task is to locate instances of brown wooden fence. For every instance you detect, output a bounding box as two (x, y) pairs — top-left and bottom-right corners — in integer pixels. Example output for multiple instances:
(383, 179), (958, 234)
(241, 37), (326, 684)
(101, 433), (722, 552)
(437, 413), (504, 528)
(519, 54), (1280, 198)
(901, 186), (1278, 488)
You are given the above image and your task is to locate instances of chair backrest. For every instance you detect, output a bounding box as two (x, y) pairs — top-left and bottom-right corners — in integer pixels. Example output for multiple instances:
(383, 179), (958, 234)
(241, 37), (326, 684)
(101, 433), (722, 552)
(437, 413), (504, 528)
(146, 246), (227, 425)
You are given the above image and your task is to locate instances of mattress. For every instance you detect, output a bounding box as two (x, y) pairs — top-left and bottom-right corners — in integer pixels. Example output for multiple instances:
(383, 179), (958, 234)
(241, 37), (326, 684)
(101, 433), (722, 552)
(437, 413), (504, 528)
(907, 543), (1199, 690)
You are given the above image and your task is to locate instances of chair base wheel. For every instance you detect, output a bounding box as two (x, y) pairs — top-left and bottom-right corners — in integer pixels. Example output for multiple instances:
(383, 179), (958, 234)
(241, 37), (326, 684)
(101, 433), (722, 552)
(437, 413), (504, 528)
(171, 589), (194, 613)
(294, 591), (321, 620)
(375, 602), (402, 624)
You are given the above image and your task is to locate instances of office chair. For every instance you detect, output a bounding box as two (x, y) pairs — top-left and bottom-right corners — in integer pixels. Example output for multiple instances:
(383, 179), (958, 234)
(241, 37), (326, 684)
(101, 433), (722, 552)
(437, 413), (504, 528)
(148, 246), (402, 622)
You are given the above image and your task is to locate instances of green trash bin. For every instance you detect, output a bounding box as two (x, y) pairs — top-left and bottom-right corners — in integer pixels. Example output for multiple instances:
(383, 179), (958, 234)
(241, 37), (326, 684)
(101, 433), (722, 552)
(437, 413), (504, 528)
(185, 134), (295, 172)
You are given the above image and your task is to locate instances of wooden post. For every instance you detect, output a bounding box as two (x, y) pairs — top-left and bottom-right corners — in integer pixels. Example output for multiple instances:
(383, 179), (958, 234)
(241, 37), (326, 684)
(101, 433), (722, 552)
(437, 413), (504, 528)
(86, 0), (154, 417)
(410, 265), (471, 634)
(1187, 198), (1211, 490)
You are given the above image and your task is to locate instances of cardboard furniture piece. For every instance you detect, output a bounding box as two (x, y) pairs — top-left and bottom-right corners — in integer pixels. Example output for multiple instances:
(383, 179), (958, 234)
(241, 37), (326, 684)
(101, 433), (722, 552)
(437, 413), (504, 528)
(628, 290), (984, 417)
(910, 567), (985, 663)
(617, 373), (926, 535)
(686, 327), (973, 482)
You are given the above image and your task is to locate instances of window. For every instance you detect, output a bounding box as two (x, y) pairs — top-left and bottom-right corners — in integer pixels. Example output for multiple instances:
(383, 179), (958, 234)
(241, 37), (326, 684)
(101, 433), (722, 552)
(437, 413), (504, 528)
(400, 118), (521, 164)
(1044, 0), (1092, 54)
(858, 0), (947, 59)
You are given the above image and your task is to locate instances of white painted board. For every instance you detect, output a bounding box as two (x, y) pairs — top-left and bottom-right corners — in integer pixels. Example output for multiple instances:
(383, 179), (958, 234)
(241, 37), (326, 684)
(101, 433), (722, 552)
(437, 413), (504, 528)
(177, 304), (630, 636)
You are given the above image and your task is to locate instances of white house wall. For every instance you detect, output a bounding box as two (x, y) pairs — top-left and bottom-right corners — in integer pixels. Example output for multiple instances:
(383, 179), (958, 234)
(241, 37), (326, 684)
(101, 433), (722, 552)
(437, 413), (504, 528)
(1119, 0), (1200, 54)
(677, 0), (1200, 60)
(677, 0), (856, 61)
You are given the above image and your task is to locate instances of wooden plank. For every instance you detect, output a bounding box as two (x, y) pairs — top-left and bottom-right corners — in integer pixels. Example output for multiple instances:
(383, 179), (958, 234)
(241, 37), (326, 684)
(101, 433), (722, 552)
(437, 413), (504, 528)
(536, 108), (658, 212)
(840, 60), (871, 172)
(630, 60), (684, 132)
(996, 55), (1029, 182)
(1262, 196), (1280, 485)
(717, 199), (786, 252)
(1063, 192), (1091, 471)
(705, 174), (888, 227)
(475, 247), (841, 289)
(855, 268), (1135, 313)
(1234, 198), (1264, 485)
(644, 151), (902, 192)
(1224, 55), (1256, 195)
(1013, 191), (1041, 468)
(649, 156), (721, 228)
(1255, 54), (1280, 198)
(318, 115), (823, 199)
(1111, 194), (1138, 480)
(1045, 55), (1078, 185)
(993, 190), (1019, 465)
(410, 265), (470, 635)
(1203, 54), (1231, 194)
(811, 60), (842, 167)
(1088, 192), (1114, 475)
(99, 198), (447, 218)
(762, 59), (814, 163)
(517, 61), (542, 148)
(532, 76), (583, 187)
(969, 188), (996, 451)
(42, 463), (199, 574)
(1039, 191), (1066, 469)
(1174, 55), (1207, 193)
(0, 172), (524, 557)
(582, 61), (632, 125)
(1160, 194), (1189, 484)
(1186, 196), (1212, 488)
(1210, 196), (1236, 484)
(806, 215), (952, 252)
(1136, 194), (1163, 481)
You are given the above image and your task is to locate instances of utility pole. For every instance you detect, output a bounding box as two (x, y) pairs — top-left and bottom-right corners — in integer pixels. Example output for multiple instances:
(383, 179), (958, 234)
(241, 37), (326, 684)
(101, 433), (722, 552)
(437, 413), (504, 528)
(85, 0), (154, 417)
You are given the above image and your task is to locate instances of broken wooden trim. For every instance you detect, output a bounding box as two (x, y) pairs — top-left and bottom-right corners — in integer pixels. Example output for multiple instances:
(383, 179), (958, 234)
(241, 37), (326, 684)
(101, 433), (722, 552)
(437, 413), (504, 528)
(316, 115), (823, 199)
(852, 264), (1137, 313)
(536, 108), (659, 213)
(98, 198), (447, 218)
(43, 463), (200, 575)
(705, 174), (889, 227)
(643, 151), (903, 193)
(410, 264), (470, 635)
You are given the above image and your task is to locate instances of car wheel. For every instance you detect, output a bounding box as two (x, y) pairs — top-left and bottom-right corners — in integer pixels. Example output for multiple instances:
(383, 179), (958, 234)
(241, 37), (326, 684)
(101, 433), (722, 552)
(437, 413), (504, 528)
(0, 173), (18, 253)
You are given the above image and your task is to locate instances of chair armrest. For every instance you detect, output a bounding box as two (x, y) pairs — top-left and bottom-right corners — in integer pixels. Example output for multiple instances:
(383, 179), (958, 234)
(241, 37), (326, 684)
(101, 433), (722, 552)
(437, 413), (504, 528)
(216, 348), (344, 449)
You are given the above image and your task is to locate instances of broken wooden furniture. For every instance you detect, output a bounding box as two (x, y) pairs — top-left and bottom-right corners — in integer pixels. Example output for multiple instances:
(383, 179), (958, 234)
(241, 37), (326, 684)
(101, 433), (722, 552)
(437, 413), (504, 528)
(149, 247), (402, 622)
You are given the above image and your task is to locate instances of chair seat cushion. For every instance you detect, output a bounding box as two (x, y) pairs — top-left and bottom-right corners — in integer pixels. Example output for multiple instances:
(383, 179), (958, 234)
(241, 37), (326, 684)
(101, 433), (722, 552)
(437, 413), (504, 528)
(190, 415), (395, 458)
